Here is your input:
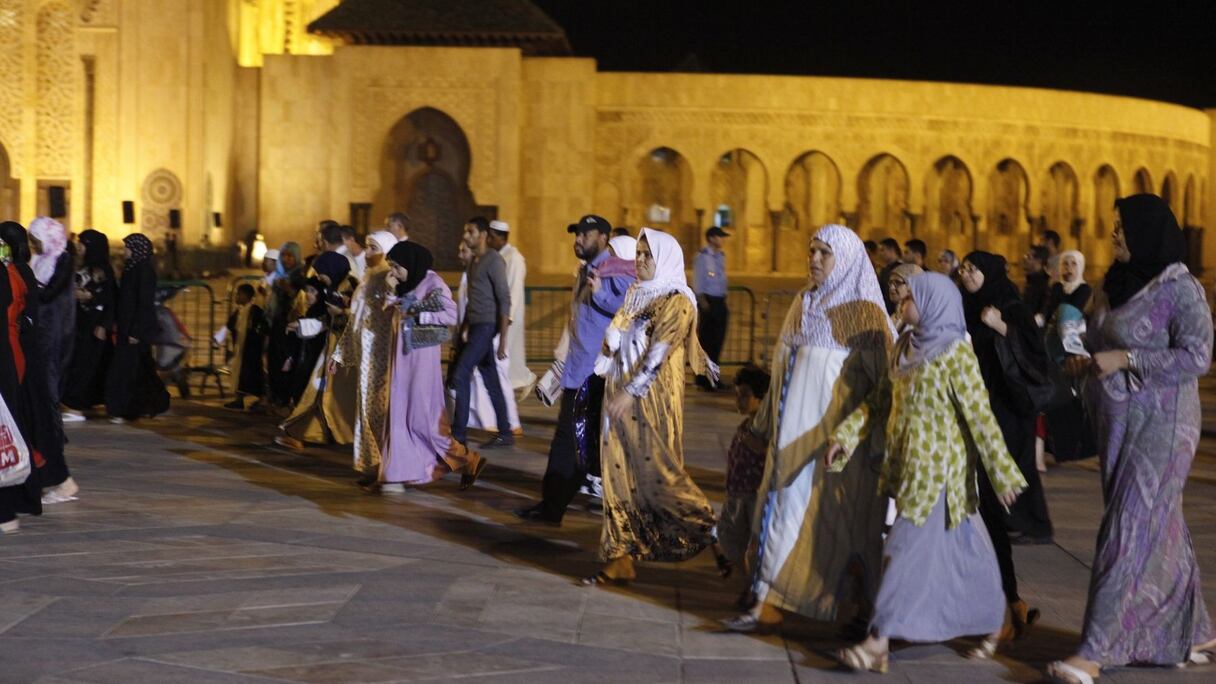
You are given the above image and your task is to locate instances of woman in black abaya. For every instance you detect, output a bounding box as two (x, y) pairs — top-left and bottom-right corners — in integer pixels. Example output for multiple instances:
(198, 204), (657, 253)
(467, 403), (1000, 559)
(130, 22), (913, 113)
(0, 222), (43, 532)
(63, 230), (116, 413)
(105, 234), (169, 422)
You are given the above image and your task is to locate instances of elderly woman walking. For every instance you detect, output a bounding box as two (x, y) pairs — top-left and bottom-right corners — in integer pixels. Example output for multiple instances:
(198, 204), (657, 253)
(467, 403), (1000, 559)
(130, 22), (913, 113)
(1047, 195), (1215, 684)
(723, 224), (893, 633)
(827, 272), (1026, 672)
(581, 228), (718, 585)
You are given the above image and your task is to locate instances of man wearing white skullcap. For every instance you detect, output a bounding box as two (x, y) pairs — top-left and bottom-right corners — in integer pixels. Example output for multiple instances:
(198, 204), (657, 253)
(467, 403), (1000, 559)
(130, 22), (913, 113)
(486, 220), (537, 396)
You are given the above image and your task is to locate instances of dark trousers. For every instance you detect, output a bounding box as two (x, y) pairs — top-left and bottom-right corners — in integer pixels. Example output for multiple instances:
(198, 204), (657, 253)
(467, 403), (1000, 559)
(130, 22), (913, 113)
(696, 295), (728, 387)
(977, 467), (1019, 604)
(539, 389), (580, 522)
(451, 323), (511, 443)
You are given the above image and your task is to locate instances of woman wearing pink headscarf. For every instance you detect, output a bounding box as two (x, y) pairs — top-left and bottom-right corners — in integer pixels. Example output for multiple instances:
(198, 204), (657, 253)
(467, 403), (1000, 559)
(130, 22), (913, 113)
(724, 224), (894, 634)
(28, 217), (78, 503)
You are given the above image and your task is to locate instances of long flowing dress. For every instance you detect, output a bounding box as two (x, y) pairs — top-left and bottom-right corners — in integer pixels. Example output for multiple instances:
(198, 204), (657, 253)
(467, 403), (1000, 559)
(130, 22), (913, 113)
(62, 262), (116, 410)
(332, 267), (396, 474)
(1043, 282), (1096, 462)
(381, 271), (474, 484)
(105, 258), (170, 420)
(500, 243), (536, 390)
(0, 263), (41, 524)
(833, 341), (1028, 641)
(226, 303), (266, 398)
(598, 292), (717, 561)
(1078, 263), (1214, 665)
(279, 283), (357, 445)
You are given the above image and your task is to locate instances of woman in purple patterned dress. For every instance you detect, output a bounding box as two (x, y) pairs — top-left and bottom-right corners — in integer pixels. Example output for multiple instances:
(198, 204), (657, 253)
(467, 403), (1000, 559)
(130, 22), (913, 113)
(1048, 194), (1216, 684)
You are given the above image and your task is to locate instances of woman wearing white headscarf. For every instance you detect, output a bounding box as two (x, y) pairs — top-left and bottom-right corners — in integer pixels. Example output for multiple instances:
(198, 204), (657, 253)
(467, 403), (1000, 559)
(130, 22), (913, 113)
(28, 217), (76, 415)
(1042, 249), (1095, 464)
(582, 228), (718, 585)
(724, 224), (894, 633)
(330, 230), (400, 488)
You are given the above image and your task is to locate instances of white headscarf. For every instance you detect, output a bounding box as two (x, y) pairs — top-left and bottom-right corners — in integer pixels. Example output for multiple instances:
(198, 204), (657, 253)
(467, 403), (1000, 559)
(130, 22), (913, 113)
(1059, 249), (1086, 294)
(780, 224), (894, 352)
(609, 235), (637, 260)
(619, 227), (696, 315)
(368, 230), (396, 257)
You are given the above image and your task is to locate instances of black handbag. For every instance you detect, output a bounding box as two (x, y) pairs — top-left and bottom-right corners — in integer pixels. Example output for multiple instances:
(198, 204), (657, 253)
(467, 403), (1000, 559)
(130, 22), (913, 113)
(992, 329), (1070, 414)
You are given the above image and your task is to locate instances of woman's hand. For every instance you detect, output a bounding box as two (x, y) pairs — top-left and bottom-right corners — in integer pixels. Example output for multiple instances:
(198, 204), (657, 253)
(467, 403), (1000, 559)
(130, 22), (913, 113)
(604, 392), (635, 422)
(998, 489), (1019, 509)
(94, 326), (106, 341)
(1091, 350), (1129, 378)
(286, 321), (299, 333)
(385, 273), (399, 290)
(327, 360), (338, 376)
(76, 288), (92, 302)
(980, 306), (1007, 335)
(1063, 355), (1089, 378)
(824, 441), (845, 468)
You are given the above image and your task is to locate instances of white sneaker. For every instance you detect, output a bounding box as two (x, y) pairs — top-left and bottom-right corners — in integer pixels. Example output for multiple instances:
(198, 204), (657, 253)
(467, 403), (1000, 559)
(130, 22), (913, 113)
(0, 519), (18, 534)
(41, 490), (78, 505)
(62, 411), (86, 423)
(109, 417), (126, 424)
(380, 483), (406, 494)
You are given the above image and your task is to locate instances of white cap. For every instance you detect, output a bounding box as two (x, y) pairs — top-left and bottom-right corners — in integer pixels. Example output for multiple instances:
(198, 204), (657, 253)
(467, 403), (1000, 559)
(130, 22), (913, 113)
(264, 249), (280, 260)
(489, 219), (510, 233)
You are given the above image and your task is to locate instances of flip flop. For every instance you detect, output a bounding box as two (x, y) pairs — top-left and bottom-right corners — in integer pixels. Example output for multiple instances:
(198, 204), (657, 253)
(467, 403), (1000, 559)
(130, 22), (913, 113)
(1046, 661), (1098, 684)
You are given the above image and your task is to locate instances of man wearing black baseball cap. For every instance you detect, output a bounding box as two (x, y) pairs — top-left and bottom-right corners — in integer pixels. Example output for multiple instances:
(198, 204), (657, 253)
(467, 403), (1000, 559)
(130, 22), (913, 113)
(694, 226), (730, 389)
(517, 215), (635, 525)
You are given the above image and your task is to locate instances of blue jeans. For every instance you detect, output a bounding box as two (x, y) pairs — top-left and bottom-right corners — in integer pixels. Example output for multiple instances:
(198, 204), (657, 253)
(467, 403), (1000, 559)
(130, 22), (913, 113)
(451, 323), (511, 443)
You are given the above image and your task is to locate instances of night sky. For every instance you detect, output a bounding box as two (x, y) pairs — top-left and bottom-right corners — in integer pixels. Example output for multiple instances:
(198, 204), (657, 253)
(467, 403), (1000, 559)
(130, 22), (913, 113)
(531, 1), (1216, 109)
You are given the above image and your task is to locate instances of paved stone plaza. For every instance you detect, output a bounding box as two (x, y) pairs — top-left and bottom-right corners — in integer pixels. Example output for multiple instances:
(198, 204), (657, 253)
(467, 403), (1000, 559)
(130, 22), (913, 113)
(1, 384), (1214, 684)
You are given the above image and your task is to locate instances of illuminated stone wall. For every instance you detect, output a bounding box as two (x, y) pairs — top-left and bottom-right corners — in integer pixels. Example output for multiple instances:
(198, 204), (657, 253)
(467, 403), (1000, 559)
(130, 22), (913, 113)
(0, 1), (1210, 279)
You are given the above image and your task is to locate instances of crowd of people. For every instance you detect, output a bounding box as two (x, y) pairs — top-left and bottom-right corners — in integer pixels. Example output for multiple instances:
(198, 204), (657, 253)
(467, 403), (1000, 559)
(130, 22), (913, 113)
(0, 194), (1212, 683)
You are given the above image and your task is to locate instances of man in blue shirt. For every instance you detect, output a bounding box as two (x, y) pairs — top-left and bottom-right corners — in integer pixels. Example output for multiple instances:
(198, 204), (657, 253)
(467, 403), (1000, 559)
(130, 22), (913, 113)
(693, 226), (730, 390)
(516, 215), (634, 525)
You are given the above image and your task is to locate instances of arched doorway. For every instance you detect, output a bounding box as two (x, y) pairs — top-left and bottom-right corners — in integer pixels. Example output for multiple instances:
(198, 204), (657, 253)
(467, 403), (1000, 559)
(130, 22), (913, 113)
(923, 155), (974, 257)
(1042, 161), (1080, 249)
(1184, 174), (1200, 227)
(1133, 167), (1153, 195)
(985, 158), (1030, 261)
(1092, 165), (1120, 272)
(373, 107), (479, 271)
(783, 151), (841, 273)
(710, 149), (770, 273)
(1161, 171), (1180, 220)
(0, 143), (17, 221)
(633, 146), (696, 261)
(856, 153), (909, 243)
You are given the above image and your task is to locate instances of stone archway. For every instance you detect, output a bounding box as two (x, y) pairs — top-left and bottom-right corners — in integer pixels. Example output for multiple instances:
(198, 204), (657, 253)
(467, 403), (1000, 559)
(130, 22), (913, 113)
(923, 155), (974, 257)
(1133, 167), (1153, 195)
(633, 146), (696, 261)
(1184, 174), (1200, 227)
(710, 148), (769, 273)
(783, 151), (841, 273)
(373, 107), (480, 270)
(856, 153), (909, 243)
(0, 142), (17, 221)
(986, 159), (1030, 261)
(1042, 161), (1080, 248)
(1161, 171), (1180, 220)
(1092, 165), (1120, 271)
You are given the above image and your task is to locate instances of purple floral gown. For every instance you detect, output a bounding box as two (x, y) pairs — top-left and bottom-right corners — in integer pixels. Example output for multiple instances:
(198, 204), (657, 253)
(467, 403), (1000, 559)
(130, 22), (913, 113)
(1081, 263), (1214, 665)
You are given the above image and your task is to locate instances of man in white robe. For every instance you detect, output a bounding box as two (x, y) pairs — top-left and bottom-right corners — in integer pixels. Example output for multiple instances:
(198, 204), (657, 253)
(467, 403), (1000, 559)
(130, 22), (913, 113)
(487, 220), (537, 395)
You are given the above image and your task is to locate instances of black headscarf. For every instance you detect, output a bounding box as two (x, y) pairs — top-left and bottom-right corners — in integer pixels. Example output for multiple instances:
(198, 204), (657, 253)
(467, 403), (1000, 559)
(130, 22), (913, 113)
(961, 251), (1021, 332)
(311, 251), (351, 288)
(0, 221), (30, 263)
(1103, 194), (1186, 310)
(387, 241), (433, 296)
(78, 229), (114, 278)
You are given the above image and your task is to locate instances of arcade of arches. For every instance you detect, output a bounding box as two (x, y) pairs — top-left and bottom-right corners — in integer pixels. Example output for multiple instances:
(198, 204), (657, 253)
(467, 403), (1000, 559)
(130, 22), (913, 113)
(0, 1), (1214, 282)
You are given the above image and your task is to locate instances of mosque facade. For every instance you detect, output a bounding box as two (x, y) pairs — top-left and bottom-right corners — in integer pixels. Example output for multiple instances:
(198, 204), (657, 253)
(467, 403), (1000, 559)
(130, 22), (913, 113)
(1, 0), (1213, 276)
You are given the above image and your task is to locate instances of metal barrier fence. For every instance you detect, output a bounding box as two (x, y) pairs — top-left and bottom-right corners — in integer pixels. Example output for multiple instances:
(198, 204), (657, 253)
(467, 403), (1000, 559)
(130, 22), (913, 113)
(759, 289), (801, 366)
(520, 285), (757, 366)
(158, 279), (225, 397)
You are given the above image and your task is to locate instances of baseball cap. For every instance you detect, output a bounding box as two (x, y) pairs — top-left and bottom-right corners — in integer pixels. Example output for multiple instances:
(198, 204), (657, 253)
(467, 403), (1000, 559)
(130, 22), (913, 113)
(567, 214), (612, 235)
(706, 226), (730, 239)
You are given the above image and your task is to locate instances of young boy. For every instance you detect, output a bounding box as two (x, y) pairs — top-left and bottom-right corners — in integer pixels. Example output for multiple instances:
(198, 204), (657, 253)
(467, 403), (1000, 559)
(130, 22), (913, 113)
(716, 364), (771, 575)
(224, 283), (267, 410)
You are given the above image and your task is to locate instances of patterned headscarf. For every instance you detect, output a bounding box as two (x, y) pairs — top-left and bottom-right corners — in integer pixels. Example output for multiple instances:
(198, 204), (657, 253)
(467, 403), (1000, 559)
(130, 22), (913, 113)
(894, 272), (967, 375)
(122, 233), (153, 270)
(780, 224), (894, 351)
(29, 216), (68, 285)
